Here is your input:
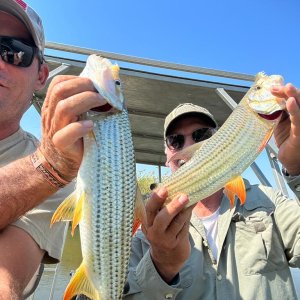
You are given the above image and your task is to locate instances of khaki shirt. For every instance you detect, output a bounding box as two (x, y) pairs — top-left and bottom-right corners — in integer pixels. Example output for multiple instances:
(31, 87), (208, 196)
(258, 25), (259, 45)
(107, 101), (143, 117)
(124, 179), (300, 300)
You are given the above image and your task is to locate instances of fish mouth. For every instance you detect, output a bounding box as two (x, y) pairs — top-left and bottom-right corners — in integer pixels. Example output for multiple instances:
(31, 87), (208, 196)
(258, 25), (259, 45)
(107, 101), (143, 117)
(90, 103), (113, 112)
(258, 110), (283, 120)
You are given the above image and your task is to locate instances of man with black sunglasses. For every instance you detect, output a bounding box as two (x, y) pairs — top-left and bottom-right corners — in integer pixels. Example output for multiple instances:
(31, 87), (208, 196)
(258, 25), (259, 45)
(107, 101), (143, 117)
(124, 100), (300, 299)
(0, 0), (108, 298)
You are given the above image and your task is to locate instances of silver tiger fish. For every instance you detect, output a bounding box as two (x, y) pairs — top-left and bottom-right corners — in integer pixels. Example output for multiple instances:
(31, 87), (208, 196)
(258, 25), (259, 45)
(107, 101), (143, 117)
(51, 55), (144, 300)
(159, 72), (286, 207)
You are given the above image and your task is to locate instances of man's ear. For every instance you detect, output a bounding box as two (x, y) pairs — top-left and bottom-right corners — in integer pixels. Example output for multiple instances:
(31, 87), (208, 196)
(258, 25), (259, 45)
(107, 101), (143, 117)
(34, 63), (49, 91)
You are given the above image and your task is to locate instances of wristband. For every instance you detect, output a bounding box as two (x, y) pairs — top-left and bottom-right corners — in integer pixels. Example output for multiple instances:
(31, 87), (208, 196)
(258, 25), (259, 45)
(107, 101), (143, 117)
(30, 149), (71, 188)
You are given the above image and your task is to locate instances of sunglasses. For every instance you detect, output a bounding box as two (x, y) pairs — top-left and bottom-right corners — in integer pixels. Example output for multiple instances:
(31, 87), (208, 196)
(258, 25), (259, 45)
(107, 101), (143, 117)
(165, 128), (214, 150)
(0, 36), (42, 67)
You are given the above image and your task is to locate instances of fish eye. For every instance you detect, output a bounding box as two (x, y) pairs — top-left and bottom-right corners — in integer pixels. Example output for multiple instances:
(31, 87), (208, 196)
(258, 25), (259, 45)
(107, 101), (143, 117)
(115, 80), (121, 86)
(254, 85), (261, 91)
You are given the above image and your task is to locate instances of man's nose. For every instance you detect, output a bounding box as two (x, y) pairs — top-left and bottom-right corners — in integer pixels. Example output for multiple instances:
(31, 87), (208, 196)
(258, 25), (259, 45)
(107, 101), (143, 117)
(0, 54), (5, 66)
(0, 53), (7, 69)
(183, 136), (195, 148)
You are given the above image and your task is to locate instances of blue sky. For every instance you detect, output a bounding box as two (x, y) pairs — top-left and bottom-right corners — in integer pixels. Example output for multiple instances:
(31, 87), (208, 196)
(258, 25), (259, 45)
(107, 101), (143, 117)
(24, 0), (300, 85)
(21, 0), (300, 196)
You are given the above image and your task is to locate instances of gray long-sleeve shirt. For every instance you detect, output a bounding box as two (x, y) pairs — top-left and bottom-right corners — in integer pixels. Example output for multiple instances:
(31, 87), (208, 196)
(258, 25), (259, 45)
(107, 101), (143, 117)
(124, 178), (300, 300)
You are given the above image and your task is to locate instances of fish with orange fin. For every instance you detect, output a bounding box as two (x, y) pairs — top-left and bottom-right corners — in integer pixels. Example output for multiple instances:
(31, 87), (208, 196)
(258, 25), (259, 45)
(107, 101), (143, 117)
(158, 72), (286, 208)
(51, 54), (145, 300)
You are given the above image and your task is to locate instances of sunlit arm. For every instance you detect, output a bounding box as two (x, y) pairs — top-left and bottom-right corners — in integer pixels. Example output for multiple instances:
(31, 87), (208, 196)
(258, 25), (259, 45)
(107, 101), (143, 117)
(0, 155), (58, 230)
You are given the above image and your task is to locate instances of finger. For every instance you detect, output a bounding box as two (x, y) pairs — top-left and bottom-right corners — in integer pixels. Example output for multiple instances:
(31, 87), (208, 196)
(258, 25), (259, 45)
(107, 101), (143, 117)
(284, 84), (300, 101)
(153, 194), (189, 232)
(42, 75), (77, 110)
(286, 97), (300, 138)
(176, 218), (191, 241)
(42, 76), (98, 133)
(271, 83), (300, 102)
(167, 203), (193, 237)
(44, 76), (97, 107)
(51, 91), (107, 133)
(42, 76), (83, 131)
(146, 188), (168, 227)
(52, 120), (94, 150)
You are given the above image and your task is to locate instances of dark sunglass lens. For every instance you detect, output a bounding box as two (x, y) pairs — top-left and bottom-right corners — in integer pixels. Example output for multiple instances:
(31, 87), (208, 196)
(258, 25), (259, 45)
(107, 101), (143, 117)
(193, 128), (212, 142)
(1, 46), (14, 64)
(0, 37), (35, 67)
(167, 134), (184, 150)
(11, 39), (34, 67)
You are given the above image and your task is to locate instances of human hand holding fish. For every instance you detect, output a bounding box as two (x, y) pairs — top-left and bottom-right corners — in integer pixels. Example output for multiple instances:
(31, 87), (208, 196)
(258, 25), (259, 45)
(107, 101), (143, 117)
(38, 74), (109, 182)
(142, 187), (194, 283)
(271, 83), (300, 176)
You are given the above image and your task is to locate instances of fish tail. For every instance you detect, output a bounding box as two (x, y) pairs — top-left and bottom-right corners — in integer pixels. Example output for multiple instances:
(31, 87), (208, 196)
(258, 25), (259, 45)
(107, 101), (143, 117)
(63, 262), (100, 300)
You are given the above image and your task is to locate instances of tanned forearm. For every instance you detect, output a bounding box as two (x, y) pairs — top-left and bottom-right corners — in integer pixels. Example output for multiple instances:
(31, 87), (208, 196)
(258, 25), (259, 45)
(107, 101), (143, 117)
(0, 155), (58, 230)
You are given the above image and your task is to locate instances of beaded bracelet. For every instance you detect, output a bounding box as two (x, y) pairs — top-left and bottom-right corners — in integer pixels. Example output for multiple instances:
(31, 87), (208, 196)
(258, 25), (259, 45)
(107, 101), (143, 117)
(30, 149), (71, 189)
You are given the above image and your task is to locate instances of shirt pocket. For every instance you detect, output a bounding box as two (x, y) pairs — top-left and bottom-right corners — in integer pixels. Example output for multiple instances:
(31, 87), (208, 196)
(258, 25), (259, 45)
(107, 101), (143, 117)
(234, 209), (288, 275)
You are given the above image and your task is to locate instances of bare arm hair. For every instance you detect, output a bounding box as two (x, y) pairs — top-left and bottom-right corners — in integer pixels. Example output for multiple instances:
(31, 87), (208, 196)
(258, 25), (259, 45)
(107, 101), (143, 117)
(0, 155), (57, 230)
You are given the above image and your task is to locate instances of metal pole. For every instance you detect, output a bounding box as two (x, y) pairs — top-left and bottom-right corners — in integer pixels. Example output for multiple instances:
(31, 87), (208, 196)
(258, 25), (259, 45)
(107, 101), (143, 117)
(45, 42), (255, 82)
(250, 161), (272, 187)
(158, 165), (162, 183)
(48, 222), (70, 300)
(266, 148), (289, 196)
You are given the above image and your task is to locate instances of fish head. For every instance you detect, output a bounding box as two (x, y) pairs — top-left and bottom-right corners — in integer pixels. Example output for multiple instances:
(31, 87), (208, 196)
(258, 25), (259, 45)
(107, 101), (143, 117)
(247, 72), (286, 121)
(80, 54), (125, 112)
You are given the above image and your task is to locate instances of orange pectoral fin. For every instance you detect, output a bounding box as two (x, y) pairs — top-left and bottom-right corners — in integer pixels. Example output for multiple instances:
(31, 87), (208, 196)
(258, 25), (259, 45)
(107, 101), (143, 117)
(224, 176), (246, 208)
(71, 192), (86, 236)
(132, 219), (141, 236)
(258, 129), (274, 152)
(50, 190), (86, 236)
(50, 191), (78, 226)
(223, 188), (236, 209)
(132, 185), (147, 235)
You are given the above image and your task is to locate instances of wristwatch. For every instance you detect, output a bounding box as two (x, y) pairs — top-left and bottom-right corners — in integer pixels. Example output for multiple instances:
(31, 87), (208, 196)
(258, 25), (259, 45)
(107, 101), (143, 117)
(282, 167), (300, 181)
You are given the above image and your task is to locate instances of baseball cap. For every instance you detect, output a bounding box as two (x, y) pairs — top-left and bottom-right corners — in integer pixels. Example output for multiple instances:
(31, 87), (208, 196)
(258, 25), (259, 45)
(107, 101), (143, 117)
(164, 103), (218, 138)
(0, 0), (45, 53)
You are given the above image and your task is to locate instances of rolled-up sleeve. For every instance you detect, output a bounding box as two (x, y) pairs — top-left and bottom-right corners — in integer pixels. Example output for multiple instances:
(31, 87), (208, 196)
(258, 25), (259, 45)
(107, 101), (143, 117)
(270, 186), (300, 267)
(286, 175), (300, 203)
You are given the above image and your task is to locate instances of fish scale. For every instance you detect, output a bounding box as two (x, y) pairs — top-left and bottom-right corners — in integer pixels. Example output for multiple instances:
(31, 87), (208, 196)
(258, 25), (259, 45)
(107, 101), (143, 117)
(160, 73), (285, 206)
(81, 111), (136, 300)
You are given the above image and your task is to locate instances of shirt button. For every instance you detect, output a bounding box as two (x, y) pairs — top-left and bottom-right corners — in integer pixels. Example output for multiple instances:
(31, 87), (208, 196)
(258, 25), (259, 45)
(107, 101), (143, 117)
(295, 184), (300, 192)
(165, 293), (174, 299)
(217, 273), (222, 280)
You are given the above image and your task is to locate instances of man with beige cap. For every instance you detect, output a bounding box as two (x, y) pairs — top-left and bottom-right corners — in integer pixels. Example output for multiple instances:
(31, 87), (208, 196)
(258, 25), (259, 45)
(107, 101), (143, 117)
(124, 101), (300, 299)
(0, 0), (109, 298)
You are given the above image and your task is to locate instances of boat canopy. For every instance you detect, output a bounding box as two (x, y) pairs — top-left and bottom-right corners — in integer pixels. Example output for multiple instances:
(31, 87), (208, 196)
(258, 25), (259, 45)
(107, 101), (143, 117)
(34, 42), (254, 166)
